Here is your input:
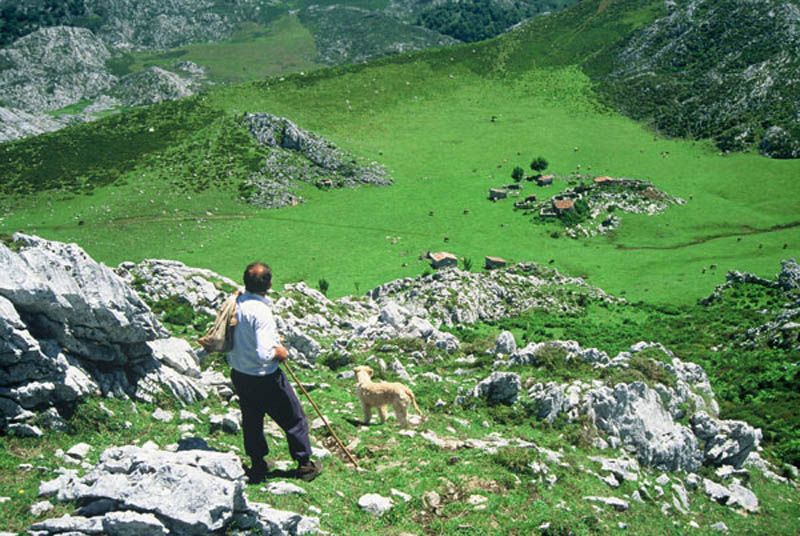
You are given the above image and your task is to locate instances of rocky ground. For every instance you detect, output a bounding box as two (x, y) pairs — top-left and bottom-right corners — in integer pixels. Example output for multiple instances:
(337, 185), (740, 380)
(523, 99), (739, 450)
(241, 113), (392, 209)
(0, 26), (210, 143)
(515, 176), (684, 238)
(1, 234), (798, 535)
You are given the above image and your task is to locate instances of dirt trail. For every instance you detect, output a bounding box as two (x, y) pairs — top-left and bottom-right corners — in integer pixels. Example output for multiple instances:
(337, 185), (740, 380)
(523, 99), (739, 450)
(616, 221), (800, 251)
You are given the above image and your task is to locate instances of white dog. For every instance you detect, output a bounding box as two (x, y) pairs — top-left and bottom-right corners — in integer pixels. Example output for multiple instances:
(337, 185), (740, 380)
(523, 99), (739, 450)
(353, 365), (422, 428)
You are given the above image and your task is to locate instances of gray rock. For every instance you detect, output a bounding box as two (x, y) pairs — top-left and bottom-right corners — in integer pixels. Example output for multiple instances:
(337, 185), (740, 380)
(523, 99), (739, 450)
(66, 443), (92, 461)
(151, 408), (174, 423)
(727, 481), (759, 512)
(711, 521), (729, 533)
(0, 236), (209, 433)
(588, 382), (702, 472)
(264, 481), (307, 495)
(29, 514), (104, 534)
(691, 412), (761, 468)
(494, 331), (516, 355)
(0, 27), (116, 113)
(358, 493), (394, 516)
(33, 445), (317, 535)
(115, 259), (237, 317)
(671, 483), (690, 511)
(583, 496), (629, 511)
(29, 500), (53, 516)
(103, 511), (167, 536)
(470, 372), (521, 405)
(589, 456), (639, 482)
(702, 478), (731, 504)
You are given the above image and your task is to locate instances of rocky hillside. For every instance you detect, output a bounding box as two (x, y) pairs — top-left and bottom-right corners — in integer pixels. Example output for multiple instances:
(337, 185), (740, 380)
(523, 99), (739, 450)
(0, 25), (210, 142)
(603, 0), (800, 157)
(1, 234), (798, 534)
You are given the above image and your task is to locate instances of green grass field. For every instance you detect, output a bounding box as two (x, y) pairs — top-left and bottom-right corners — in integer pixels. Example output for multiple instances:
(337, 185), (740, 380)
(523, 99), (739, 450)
(2, 55), (797, 305)
(106, 16), (321, 84)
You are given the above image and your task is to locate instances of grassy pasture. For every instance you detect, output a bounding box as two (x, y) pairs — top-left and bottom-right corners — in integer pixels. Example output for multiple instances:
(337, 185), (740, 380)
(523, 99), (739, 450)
(2, 54), (797, 305)
(106, 16), (320, 84)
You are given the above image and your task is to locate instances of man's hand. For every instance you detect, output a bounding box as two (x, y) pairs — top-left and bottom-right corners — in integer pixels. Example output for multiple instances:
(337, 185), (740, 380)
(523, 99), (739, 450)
(273, 345), (289, 362)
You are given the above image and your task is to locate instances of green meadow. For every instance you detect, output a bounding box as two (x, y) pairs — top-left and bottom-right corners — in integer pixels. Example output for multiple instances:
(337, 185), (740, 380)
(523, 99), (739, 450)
(106, 16), (321, 84)
(2, 54), (797, 305)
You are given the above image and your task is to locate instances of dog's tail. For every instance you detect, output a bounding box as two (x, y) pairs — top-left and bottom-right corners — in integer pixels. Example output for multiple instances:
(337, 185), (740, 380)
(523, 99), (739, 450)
(407, 387), (423, 416)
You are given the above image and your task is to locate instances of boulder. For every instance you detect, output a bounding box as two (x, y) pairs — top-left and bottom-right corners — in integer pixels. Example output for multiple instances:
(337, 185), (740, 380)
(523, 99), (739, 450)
(494, 331), (516, 355)
(691, 412), (761, 468)
(34, 445), (318, 535)
(470, 372), (521, 405)
(358, 494), (393, 516)
(0, 235), (209, 433)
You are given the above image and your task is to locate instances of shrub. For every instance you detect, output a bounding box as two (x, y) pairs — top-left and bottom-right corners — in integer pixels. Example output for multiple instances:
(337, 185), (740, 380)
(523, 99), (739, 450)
(530, 156), (549, 174)
(511, 166), (524, 182)
(318, 278), (330, 296)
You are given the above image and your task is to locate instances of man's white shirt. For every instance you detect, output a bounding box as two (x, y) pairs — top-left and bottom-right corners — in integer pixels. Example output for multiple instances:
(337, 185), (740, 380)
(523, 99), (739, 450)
(227, 291), (281, 375)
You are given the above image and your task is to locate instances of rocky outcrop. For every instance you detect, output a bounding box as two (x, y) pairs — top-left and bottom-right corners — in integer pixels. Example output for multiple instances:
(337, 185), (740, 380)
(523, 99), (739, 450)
(0, 235), (209, 436)
(369, 264), (617, 326)
(524, 341), (760, 472)
(33, 444), (319, 535)
(606, 0), (800, 157)
(0, 26), (116, 113)
(83, 0), (237, 52)
(110, 66), (199, 107)
(701, 259), (800, 351)
(298, 5), (458, 65)
(469, 371), (521, 405)
(0, 106), (86, 144)
(115, 259), (239, 318)
(241, 113), (392, 209)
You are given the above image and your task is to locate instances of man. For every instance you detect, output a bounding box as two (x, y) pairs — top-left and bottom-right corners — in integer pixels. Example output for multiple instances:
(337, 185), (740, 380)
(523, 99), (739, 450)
(228, 261), (322, 482)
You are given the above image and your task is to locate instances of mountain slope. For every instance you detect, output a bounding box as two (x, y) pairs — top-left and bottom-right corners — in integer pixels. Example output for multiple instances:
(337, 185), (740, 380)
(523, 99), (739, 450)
(603, 0), (800, 158)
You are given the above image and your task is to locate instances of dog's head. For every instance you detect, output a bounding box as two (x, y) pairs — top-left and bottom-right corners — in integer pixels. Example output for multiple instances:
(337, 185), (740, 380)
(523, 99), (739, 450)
(353, 365), (374, 379)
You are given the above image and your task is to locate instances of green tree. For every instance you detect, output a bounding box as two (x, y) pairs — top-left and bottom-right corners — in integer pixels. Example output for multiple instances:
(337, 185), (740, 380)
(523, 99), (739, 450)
(511, 166), (524, 183)
(530, 156), (549, 175)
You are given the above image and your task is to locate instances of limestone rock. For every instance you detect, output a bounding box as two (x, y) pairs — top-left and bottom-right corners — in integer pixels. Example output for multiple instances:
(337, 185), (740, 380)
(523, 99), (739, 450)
(115, 259), (238, 317)
(33, 445), (317, 535)
(691, 412), (761, 468)
(0, 236), (210, 432)
(494, 331), (516, 355)
(470, 372), (521, 405)
(358, 493), (394, 516)
(0, 27), (116, 113)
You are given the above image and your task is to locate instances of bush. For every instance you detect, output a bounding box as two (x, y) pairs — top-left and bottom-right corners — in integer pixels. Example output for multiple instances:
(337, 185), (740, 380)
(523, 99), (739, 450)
(511, 166), (524, 183)
(318, 278), (329, 296)
(530, 156), (549, 174)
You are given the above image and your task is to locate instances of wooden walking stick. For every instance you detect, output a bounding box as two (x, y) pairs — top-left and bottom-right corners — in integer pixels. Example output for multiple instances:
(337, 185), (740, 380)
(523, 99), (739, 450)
(282, 359), (359, 469)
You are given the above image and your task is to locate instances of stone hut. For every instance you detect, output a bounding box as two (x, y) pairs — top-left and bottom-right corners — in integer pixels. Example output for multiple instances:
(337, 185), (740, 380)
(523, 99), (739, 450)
(536, 174), (554, 186)
(489, 188), (508, 200)
(427, 251), (458, 269)
(485, 256), (508, 270)
(593, 175), (614, 185)
(553, 198), (575, 214)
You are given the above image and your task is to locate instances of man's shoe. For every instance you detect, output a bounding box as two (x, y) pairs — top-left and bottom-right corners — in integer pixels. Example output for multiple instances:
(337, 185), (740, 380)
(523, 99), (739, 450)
(244, 458), (274, 483)
(296, 459), (323, 482)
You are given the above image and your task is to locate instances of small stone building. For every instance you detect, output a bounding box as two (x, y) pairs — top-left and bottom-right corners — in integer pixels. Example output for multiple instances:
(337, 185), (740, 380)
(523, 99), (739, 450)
(428, 251), (458, 269)
(536, 174), (554, 186)
(485, 256), (508, 270)
(489, 188), (508, 200)
(553, 198), (575, 214)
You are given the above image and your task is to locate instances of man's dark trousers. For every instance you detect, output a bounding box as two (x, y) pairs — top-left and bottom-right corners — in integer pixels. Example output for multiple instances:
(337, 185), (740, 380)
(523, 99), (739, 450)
(231, 368), (312, 464)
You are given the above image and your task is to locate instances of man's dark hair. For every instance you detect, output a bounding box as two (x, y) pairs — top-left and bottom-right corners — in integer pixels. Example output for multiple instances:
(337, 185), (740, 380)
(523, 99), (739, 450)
(243, 262), (272, 294)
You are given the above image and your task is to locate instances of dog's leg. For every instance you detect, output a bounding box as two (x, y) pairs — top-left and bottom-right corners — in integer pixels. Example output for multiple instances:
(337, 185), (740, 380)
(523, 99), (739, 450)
(394, 400), (409, 428)
(362, 401), (372, 425)
(377, 405), (386, 424)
